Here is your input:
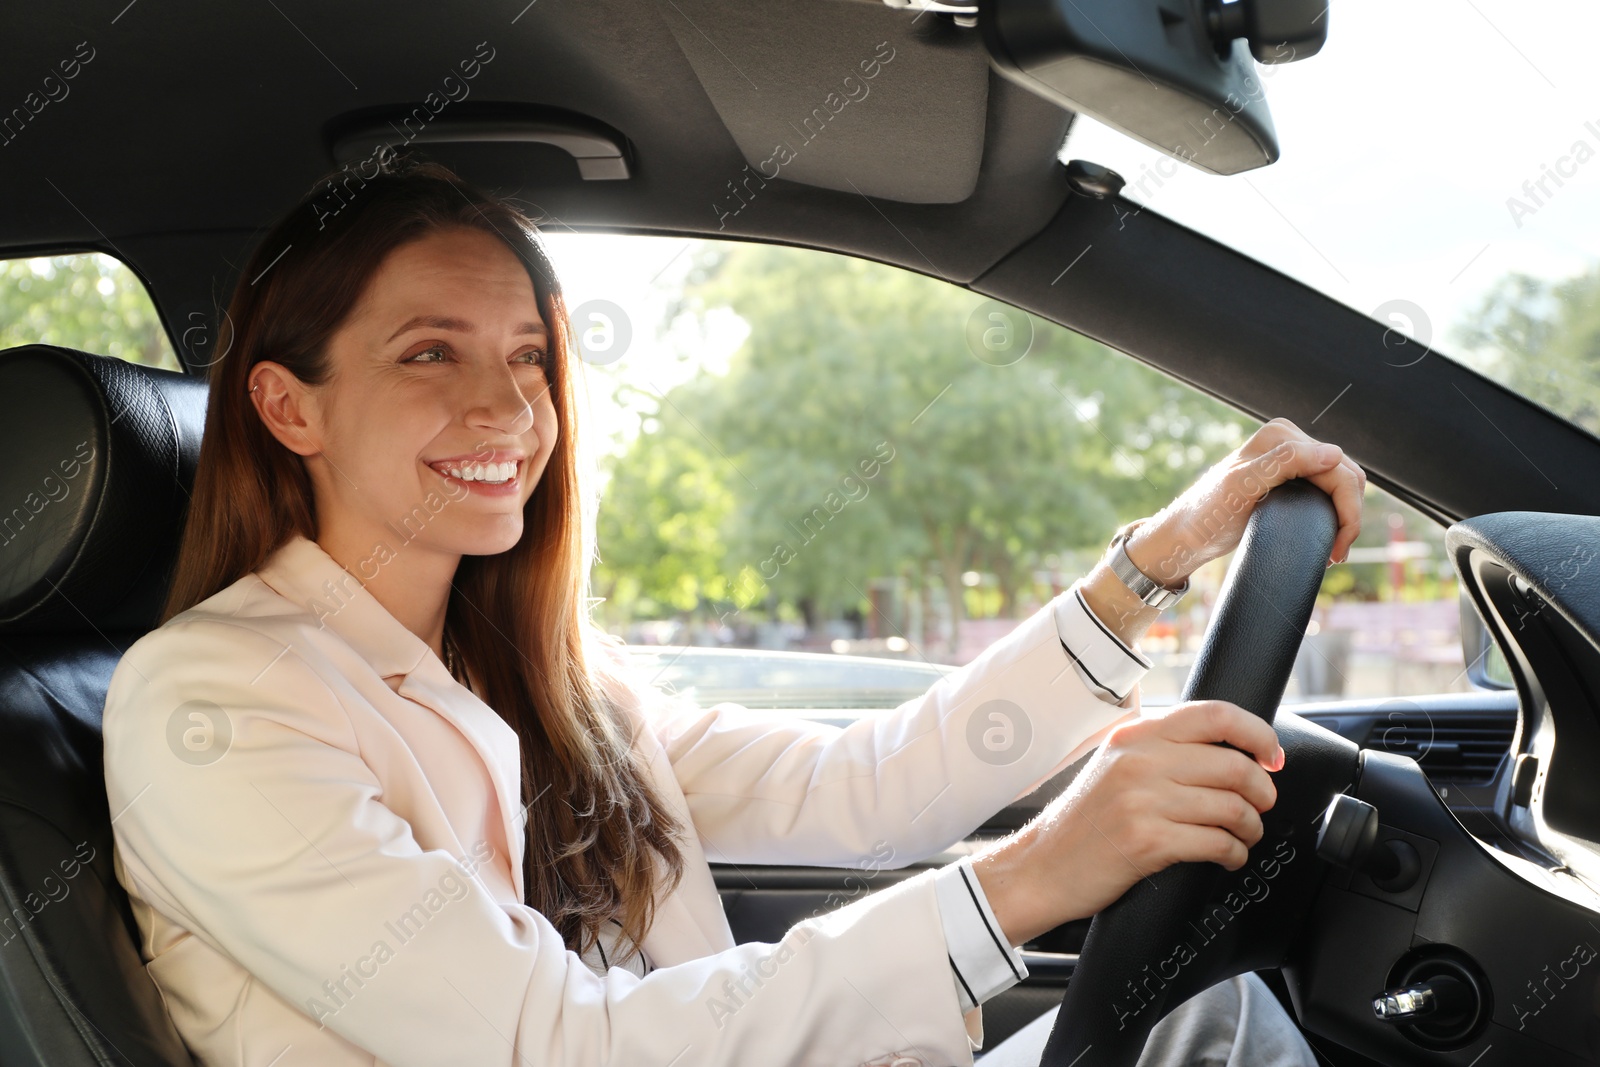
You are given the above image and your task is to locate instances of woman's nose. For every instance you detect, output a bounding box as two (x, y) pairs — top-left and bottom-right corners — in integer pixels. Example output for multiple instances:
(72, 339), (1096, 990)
(461, 361), (538, 436)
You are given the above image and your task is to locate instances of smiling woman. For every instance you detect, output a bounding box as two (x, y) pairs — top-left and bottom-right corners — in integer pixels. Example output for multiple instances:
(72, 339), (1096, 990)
(147, 155), (690, 976)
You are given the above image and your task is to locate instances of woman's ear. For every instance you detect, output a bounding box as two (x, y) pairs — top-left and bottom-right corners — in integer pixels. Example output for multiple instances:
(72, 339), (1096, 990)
(247, 360), (322, 459)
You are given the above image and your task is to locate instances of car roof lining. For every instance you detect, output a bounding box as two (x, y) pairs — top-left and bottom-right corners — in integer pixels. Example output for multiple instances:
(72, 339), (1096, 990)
(1, 1), (1061, 282)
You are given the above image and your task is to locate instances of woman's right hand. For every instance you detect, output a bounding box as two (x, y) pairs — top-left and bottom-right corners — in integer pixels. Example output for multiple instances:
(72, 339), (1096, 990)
(970, 700), (1285, 948)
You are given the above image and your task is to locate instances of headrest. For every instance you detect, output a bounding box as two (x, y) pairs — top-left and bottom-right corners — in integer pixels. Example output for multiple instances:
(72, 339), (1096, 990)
(0, 345), (207, 635)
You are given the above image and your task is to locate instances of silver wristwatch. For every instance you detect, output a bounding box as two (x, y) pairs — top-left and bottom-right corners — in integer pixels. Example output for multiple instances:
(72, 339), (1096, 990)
(1107, 521), (1189, 609)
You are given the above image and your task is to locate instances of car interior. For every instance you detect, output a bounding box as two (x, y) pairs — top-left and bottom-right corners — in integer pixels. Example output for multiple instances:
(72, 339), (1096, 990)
(3, 2), (1599, 1065)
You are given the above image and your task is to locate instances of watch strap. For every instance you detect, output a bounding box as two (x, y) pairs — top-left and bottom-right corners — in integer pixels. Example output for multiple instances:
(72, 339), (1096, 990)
(1108, 522), (1189, 609)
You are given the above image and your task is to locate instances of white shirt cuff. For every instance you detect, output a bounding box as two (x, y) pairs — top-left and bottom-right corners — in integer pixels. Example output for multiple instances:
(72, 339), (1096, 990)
(1053, 582), (1153, 708)
(933, 856), (1028, 1015)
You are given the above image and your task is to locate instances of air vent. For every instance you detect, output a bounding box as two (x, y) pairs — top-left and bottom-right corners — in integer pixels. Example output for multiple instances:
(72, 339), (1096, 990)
(1361, 712), (1515, 785)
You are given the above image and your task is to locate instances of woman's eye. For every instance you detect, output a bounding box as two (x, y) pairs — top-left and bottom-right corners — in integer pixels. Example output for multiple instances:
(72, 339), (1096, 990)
(516, 347), (550, 366)
(405, 345), (449, 364)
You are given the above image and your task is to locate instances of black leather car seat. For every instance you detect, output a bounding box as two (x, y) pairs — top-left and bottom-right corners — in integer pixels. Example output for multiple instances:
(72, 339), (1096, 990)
(0, 344), (206, 1066)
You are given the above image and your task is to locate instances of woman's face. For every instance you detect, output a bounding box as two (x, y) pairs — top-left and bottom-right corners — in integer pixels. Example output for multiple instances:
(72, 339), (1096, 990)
(279, 225), (559, 561)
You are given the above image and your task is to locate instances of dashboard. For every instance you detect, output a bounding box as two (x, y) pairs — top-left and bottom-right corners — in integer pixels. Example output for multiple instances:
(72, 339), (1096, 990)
(1272, 511), (1600, 1065)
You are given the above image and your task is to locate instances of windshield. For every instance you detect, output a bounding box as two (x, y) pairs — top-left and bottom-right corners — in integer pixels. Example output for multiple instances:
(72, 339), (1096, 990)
(1061, 0), (1600, 436)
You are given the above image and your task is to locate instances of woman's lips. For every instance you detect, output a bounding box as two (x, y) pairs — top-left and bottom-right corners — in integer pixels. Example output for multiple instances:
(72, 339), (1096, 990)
(424, 458), (521, 496)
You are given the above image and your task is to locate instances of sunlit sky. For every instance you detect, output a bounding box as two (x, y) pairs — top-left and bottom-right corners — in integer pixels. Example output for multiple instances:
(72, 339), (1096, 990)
(543, 0), (1600, 461)
(540, 233), (742, 464)
(1062, 0), (1600, 354)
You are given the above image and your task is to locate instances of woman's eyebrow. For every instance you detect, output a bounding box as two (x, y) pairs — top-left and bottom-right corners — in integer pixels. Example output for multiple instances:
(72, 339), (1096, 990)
(386, 315), (548, 342)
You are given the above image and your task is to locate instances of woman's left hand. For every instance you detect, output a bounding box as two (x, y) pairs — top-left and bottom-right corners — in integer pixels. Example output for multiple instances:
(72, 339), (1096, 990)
(1126, 417), (1366, 586)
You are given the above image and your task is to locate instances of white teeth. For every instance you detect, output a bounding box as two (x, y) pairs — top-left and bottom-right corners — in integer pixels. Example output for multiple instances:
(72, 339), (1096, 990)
(435, 460), (518, 484)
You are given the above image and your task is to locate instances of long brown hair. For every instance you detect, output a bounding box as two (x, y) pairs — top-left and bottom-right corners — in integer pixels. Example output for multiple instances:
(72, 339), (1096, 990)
(161, 154), (686, 962)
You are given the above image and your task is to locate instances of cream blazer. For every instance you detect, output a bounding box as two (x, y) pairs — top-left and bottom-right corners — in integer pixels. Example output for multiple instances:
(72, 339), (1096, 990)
(103, 533), (1139, 1067)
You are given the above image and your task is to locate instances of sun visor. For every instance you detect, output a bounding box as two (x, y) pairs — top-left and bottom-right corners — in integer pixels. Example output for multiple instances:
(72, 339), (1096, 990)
(655, 0), (990, 204)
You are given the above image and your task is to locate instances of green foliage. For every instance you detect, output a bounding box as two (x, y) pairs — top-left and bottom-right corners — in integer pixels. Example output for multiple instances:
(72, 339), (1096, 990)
(595, 239), (1257, 631)
(0, 254), (180, 370)
(1451, 263), (1600, 435)
(592, 373), (742, 619)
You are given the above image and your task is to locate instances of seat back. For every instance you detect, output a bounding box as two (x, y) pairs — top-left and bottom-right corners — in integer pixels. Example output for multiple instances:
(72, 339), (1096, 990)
(0, 345), (207, 1066)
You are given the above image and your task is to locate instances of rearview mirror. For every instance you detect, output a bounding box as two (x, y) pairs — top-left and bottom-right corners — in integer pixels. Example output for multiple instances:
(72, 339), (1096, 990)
(981, 0), (1328, 175)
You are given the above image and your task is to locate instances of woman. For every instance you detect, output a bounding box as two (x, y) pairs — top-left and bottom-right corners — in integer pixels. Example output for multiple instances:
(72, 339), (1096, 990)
(102, 157), (1363, 1067)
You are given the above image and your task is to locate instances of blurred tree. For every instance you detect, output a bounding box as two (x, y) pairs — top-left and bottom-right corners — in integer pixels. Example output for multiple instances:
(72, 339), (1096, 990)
(592, 373), (740, 623)
(0, 254), (181, 370)
(1452, 264), (1600, 435)
(597, 241), (1255, 652)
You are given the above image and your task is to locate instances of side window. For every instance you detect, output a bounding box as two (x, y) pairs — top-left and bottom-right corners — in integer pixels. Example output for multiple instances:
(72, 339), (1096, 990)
(1155, 483), (1466, 705)
(0, 253), (181, 371)
(551, 235), (1476, 709)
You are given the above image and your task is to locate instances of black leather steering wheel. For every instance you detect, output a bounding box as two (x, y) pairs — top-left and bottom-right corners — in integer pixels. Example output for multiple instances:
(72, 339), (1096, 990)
(1040, 478), (1362, 1066)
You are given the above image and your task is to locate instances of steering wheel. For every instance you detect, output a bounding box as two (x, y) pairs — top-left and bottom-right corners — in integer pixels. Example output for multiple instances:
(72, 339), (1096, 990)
(1039, 478), (1364, 1066)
